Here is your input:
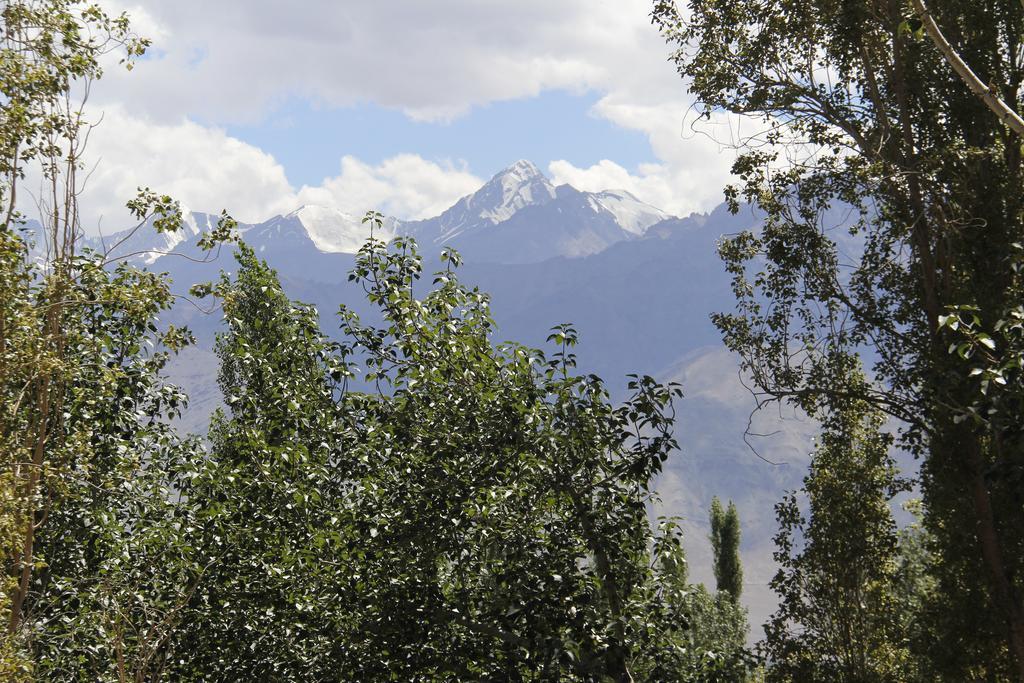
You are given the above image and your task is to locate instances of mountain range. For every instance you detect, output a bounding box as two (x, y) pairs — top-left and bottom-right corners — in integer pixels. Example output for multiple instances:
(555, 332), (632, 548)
(88, 160), (669, 265)
(86, 159), (820, 635)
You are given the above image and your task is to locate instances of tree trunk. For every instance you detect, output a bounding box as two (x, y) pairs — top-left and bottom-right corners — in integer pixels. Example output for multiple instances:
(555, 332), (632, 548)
(965, 435), (1024, 681)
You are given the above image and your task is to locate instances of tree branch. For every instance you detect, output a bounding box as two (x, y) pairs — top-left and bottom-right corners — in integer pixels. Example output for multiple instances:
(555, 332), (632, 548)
(912, 0), (1024, 137)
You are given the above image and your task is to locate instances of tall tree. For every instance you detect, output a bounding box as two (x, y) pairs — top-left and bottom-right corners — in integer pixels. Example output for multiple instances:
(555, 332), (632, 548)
(761, 384), (914, 682)
(654, 0), (1024, 677)
(652, 518), (752, 681)
(25, 258), (213, 681)
(1, 1), (145, 654)
(0, 1), (161, 674)
(0, 3), (234, 677)
(710, 497), (743, 600)
(171, 244), (355, 678)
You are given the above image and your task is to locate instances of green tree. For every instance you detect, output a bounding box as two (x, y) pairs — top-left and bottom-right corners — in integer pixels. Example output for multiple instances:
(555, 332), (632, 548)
(173, 225), (753, 681)
(25, 259), (213, 681)
(654, 0), (1024, 677)
(1, 2), (146, 661)
(171, 244), (355, 678)
(650, 519), (752, 682)
(710, 497), (743, 600)
(0, 3), (236, 677)
(760, 383), (914, 682)
(891, 502), (938, 680)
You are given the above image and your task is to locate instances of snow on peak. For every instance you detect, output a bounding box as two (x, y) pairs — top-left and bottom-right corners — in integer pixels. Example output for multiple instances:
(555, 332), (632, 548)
(477, 160), (556, 224)
(503, 159), (543, 179)
(588, 190), (670, 235)
(290, 205), (396, 254)
(430, 160), (556, 243)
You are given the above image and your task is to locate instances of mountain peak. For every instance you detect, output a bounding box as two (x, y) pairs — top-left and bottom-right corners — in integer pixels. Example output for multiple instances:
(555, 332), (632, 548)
(476, 159), (555, 224)
(587, 189), (670, 235)
(289, 204), (355, 222)
(496, 159), (543, 181)
(418, 160), (556, 243)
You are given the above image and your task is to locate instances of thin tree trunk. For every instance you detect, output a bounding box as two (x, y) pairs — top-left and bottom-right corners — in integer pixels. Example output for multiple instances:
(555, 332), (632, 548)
(7, 377), (49, 635)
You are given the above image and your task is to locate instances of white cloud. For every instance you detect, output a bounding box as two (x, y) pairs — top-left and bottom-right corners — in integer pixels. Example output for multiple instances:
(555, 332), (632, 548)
(97, 0), (169, 44)
(35, 107), (481, 234)
(295, 155), (481, 220)
(549, 101), (742, 216)
(74, 107), (294, 233)
(95, 0), (662, 125)
(63, 0), (753, 225)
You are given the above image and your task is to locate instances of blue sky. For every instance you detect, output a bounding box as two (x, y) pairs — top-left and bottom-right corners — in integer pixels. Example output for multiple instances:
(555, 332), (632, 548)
(225, 91), (655, 190)
(77, 0), (738, 230)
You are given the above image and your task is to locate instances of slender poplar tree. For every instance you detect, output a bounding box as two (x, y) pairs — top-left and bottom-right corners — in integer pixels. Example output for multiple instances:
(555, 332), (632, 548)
(710, 497), (743, 600)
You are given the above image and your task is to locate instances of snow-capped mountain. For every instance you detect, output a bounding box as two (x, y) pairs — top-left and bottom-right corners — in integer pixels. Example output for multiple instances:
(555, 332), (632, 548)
(587, 189), (670, 236)
(441, 183), (638, 264)
(404, 159), (558, 245)
(90, 160), (674, 268)
(279, 206), (398, 253)
(401, 160), (672, 263)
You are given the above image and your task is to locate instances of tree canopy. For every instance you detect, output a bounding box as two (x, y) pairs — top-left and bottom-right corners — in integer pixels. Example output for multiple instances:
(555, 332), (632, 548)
(168, 228), (752, 681)
(654, 0), (1024, 677)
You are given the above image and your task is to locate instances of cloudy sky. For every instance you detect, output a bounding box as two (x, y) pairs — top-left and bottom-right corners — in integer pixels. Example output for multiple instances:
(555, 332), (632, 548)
(73, 0), (740, 233)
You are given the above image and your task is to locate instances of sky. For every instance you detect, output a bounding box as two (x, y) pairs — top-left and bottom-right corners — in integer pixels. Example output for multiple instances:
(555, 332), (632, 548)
(70, 0), (742, 233)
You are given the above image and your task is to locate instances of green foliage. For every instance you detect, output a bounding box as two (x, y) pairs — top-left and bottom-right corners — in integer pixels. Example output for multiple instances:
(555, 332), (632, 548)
(651, 519), (752, 682)
(25, 256), (209, 681)
(166, 227), (758, 681)
(682, 586), (752, 682)
(760, 387), (916, 682)
(0, 3), (235, 677)
(653, 0), (1024, 676)
(889, 502), (939, 680)
(0, 1), (154, 675)
(710, 497), (743, 600)
(171, 244), (354, 678)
